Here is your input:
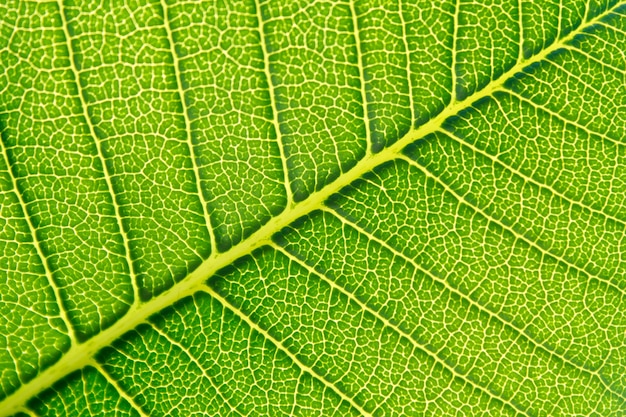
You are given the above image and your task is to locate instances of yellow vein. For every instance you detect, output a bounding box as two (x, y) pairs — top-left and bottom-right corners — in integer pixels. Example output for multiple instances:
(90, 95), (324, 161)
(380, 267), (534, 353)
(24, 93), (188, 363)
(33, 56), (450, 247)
(451, 0), (461, 103)
(1, 3), (622, 415)
(348, 0), (374, 154)
(397, 153), (626, 301)
(598, 18), (626, 36)
(0, 138), (76, 343)
(90, 361), (152, 417)
(14, 408), (35, 417)
(488, 91), (626, 219)
(613, 6), (626, 16)
(202, 285), (373, 417)
(545, 52), (608, 95)
(582, 24), (626, 55)
(440, 123), (626, 227)
(323, 205), (624, 401)
(557, 0), (563, 40)
(517, 0), (525, 61)
(287, 369), (302, 417)
(397, 0), (415, 125)
(159, 0), (217, 253)
(150, 324), (244, 417)
(55, 0), (139, 304)
(504, 88), (624, 148)
(561, 43), (626, 74)
(273, 243), (530, 417)
(254, 0), (293, 206)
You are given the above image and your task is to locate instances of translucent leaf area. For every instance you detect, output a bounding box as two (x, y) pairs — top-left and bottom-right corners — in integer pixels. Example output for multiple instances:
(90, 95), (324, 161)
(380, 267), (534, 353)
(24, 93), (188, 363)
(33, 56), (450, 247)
(1, 0), (625, 415)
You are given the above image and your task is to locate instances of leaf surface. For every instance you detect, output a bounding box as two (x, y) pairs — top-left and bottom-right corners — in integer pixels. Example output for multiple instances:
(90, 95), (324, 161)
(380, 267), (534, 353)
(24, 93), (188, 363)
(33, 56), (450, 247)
(0, 0), (625, 415)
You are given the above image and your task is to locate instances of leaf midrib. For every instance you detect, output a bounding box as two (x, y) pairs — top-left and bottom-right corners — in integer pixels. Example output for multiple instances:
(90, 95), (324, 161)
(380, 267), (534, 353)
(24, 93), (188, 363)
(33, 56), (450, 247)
(1, 4), (621, 415)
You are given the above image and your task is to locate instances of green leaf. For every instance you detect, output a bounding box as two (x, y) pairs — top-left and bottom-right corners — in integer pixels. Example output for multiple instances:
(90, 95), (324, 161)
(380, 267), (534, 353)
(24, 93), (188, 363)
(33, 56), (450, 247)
(1, 0), (625, 415)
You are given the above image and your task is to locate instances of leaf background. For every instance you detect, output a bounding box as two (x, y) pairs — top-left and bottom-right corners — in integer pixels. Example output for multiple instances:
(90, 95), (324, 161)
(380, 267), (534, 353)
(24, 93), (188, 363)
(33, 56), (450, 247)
(0, 0), (625, 415)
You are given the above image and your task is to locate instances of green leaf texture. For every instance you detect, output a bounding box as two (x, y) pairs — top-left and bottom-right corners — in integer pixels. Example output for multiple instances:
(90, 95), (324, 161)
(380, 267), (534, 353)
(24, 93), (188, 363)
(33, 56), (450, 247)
(1, 0), (625, 415)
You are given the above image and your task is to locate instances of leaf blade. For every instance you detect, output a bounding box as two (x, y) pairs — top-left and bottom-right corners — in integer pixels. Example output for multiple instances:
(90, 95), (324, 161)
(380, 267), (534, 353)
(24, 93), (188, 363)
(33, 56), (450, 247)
(1, 1), (625, 415)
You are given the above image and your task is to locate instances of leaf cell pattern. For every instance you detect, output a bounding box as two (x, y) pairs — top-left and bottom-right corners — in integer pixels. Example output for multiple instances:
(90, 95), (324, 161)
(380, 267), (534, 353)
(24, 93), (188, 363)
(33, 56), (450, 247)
(0, 0), (625, 415)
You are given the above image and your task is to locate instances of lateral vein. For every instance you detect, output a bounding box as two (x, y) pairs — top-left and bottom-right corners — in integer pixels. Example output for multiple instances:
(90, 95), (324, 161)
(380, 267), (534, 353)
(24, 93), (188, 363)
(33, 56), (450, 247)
(397, 0), (416, 125)
(254, 0), (294, 205)
(159, 0), (217, 253)
(398, 153), (626, 305)
(0, 121), (76, 342)
(202, 285), (373, 417)
(90, 361), (153, 417)
(348, 0), (373, 154)
(324, 205), (624, 401)
(504, 88), (624, 147)
(451, 0), (461, 103)
(55, 0), (139, 304)
(150, 324), (244, 417)
(274, 243), (532, 417)
(441, 120), (626, 226)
